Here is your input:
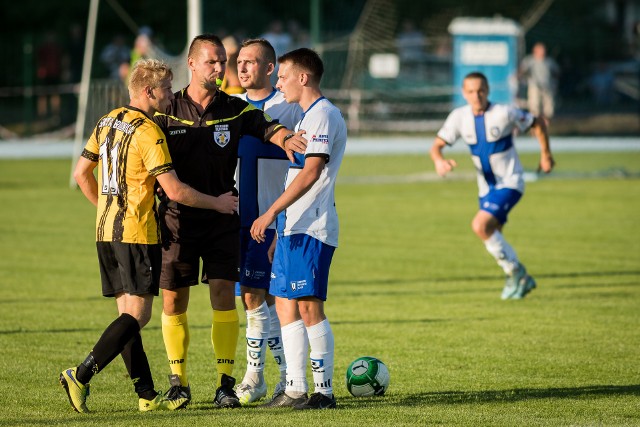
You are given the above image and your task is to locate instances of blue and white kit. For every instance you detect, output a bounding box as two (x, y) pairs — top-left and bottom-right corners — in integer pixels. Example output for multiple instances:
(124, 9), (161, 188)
(236, 89), (302, 229)
(235, 89), (302, 290)
(276, 97), (347, 247)
(437, 102), (534, 198)
(270, 97), (347, 300)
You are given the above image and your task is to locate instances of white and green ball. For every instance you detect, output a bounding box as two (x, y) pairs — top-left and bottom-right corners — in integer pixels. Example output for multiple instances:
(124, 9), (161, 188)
(345, 356), (390, 397)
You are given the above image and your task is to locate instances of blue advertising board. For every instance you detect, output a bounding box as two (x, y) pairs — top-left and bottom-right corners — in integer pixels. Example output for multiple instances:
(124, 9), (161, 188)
(448, 17), (522, 107)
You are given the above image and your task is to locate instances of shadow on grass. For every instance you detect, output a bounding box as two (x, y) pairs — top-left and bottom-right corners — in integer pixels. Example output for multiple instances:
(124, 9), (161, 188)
(1, 406), (269, 426)
(333, 270), (640, 287)
(338, 384), (640, 408)
(397, 384), (640, 405)
(331, 317), (456, 326)
(0, 327), (103, 335)
(6, 385), (640, 425)
(0, 295), (104, 305)
(0, 317), (457, 335)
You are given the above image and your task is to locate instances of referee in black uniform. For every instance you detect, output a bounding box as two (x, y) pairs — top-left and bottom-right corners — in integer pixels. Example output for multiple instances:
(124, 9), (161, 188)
(153, 34), (306, 408)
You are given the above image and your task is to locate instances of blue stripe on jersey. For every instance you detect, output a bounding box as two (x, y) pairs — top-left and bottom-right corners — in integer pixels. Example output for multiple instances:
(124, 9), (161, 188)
(276, 208), (286, 235)
(300, 96), (326, 121)
(470, 115), (513, 189)
(238, 135), (287, 227)
(290, 151), (305, 168)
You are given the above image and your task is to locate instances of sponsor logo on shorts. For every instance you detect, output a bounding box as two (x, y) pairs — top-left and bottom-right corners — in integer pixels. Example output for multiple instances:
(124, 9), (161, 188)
(483, 201), (500, 211)
(245, 269), (267, 280)
(291, 280), (306, 291)
(169, 129), (187, 135)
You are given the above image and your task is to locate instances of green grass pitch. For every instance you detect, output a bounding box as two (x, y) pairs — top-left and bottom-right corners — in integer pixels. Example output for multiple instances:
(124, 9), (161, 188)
(0, 150), (638, 426)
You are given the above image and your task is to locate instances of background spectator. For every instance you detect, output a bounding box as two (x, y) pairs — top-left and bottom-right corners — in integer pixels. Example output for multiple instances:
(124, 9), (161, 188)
(519, 42), (561, 124)
(396, 19), (427, 63)
(64, 23), (85, 84)
(221, 35), (244, 95)
(36, 31), (64, 121)
(100, 34), (130, 80)
(261, 20), (292, 84)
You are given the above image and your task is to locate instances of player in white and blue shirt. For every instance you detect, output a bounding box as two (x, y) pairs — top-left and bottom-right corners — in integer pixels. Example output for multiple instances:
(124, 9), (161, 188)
(236, 89), (301, 288)
(272, 96), (346, 249)
(266, 95), (346, 307)
(250, 48), (346, 410)
(431, 71), (554, 300)
(232, 39), (303, 404)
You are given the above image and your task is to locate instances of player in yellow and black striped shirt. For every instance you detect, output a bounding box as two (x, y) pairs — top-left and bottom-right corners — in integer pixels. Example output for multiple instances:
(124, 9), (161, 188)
(82, 105), (172, 243)
(59, 59), (238, 414)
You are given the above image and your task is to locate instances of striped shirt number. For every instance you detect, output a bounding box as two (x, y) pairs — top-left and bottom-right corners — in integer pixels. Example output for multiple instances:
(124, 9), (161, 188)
(99, 138), (120, 195)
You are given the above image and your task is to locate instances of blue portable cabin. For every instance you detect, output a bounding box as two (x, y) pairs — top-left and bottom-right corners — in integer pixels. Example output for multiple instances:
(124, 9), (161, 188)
(448, 17), (522, 107)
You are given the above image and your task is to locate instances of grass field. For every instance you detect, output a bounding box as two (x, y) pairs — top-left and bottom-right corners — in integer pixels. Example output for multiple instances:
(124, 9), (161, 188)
(1, 150), (639, 426)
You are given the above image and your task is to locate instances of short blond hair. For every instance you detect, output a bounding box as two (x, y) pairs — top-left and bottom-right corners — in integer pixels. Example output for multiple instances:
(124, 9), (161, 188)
(128, 58), (173, 98)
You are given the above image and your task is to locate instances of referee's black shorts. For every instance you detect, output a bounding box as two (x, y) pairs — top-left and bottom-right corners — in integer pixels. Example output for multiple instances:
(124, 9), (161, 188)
(96, 241), (162, 297)
(159, 208), (240, 290)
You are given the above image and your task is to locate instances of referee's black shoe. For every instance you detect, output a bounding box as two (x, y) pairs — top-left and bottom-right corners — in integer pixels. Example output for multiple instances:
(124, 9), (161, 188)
(213, 374), (241, 408)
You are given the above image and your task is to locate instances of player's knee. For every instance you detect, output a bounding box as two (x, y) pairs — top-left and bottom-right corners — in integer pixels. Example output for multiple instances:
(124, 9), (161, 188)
(137, 312), (152, 328)
(470, 217), (483, 236)
(471, 216), (491, 239)
(209, 282), (237, 310)
(242, 288), (266, 310)
(126, 308), (152, 328)
(162, 289), (189, 315)
(298, 300), (325, 326)
(265, 293), (276, 306)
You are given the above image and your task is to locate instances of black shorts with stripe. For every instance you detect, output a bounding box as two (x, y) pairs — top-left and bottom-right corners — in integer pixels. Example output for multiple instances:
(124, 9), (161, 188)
(159, 207), (240, 289)
(96, 241), (162, 297)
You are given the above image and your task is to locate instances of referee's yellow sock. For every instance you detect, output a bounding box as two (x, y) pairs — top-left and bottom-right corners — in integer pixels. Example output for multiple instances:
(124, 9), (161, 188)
(211, 309), (239, 387)
(161, 312), (189, 387)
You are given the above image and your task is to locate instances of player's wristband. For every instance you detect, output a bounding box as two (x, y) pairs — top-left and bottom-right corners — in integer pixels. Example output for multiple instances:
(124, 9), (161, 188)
(282, 133), (295, 149)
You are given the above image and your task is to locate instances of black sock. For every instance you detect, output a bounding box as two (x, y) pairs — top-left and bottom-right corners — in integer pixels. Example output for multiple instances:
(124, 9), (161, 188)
(121, 332), (156, 399)
(76, 313), (140, 385)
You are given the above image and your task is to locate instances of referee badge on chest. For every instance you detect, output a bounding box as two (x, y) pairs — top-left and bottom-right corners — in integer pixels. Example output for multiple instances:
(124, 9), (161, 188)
(213, 124), (231, 147)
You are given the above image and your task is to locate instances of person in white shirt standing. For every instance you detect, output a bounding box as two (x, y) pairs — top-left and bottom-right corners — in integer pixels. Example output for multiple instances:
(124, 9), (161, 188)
(250, 47), (347, 409)
(519, 42), (560, 126)
(430, 71), (555, 300)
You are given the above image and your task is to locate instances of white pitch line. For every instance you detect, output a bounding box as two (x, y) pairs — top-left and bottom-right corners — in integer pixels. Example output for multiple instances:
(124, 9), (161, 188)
(1, 136), (639, 159)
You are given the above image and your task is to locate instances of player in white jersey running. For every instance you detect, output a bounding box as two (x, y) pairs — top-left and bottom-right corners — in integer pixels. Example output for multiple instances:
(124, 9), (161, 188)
(233, 38), (303, 404)
(430, 71), (555, 299)
(251, 48), (347, 409)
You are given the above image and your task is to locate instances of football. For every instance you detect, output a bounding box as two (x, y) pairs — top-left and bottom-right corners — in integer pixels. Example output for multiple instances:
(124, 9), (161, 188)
(345, 356), (390, 397)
